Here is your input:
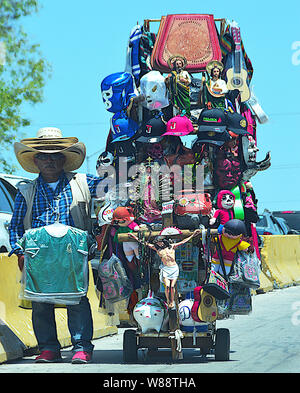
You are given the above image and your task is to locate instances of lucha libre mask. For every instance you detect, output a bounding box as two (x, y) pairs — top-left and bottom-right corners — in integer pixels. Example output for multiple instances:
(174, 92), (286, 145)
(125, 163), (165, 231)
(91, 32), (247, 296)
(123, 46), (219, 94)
(215, 154), (242, 189)
(101, 72), (136, 113)
(139, 70), (169, 111)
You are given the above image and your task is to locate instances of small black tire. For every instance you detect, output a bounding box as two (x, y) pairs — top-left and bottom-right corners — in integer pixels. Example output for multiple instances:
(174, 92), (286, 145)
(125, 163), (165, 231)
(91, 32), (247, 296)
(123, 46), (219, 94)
(123, 329), (138, 363)
(215, 328), (230, 361)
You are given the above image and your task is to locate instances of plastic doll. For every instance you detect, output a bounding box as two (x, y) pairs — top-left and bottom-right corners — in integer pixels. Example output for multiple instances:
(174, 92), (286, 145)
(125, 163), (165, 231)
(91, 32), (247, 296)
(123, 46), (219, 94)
(112, 206), (140, 262)
(209, 190), (235, 233)
(211, 219), (250, 276)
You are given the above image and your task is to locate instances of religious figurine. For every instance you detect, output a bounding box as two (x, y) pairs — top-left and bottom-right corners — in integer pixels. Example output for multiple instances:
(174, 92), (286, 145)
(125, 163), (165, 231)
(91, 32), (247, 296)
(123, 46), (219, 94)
(165, 54), (191, 116)
(202, 60), (228, 110)
(129, 230), (201, 308)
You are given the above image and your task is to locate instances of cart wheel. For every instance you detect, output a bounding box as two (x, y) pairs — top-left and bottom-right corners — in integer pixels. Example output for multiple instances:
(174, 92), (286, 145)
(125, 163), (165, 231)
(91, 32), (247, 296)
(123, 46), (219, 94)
(215, 328), (230, 361)
(123, 329), (138, 363)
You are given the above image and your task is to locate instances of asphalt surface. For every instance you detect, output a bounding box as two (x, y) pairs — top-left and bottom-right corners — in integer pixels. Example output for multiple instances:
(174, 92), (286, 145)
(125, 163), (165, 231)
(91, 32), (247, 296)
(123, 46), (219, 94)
(1, 285), (300, 375)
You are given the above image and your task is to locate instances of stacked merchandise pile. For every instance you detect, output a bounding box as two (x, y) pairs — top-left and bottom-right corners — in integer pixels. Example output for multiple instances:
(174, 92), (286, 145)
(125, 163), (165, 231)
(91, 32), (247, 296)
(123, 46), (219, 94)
(95, 15), (270, 324)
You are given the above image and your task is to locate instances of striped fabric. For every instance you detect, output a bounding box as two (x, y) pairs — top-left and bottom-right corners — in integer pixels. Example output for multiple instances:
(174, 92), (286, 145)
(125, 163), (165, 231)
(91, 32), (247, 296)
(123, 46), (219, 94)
(220, 24), (254, 82)
(127, 24), (143, 84)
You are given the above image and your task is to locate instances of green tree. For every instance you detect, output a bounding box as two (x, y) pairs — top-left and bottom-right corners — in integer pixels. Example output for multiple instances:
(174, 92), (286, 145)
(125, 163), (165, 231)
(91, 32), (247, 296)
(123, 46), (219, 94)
(0, 0), (51, 172)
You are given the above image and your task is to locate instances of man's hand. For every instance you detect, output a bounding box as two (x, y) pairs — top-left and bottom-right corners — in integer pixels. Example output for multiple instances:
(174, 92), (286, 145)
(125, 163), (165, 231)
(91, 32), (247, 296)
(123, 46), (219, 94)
(17, 255), (24, 272)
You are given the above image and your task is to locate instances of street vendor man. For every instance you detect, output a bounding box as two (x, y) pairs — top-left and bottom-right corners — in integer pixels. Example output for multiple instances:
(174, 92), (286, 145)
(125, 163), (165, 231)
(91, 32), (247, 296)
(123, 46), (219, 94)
(129, 230), (201, 308)
(8, 127), (105, 364)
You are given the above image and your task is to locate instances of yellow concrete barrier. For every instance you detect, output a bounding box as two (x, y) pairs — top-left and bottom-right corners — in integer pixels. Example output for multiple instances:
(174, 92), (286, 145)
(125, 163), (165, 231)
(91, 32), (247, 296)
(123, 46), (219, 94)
(257, 269), (274, 293)
(0, 254), (117, 363)
(260, 235), (300, 288)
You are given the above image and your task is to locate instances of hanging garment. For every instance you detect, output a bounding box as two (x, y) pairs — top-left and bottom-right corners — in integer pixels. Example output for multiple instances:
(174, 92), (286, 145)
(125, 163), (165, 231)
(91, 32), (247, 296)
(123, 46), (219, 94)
(17, 224), (89, 304)
(125, 24), (143, 84)
(220, 23), (253, 84)
(139, 30), (156, 77)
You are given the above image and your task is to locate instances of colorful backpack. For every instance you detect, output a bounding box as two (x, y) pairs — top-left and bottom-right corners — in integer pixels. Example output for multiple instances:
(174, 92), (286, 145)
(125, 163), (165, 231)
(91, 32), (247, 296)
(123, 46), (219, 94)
(174, 190), (212, 216)
(98, 254), (133, 303)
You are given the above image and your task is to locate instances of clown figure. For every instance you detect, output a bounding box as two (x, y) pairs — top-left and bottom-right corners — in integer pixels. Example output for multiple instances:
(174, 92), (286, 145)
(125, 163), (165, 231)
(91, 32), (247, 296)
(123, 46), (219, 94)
(210, 190), (235, 233)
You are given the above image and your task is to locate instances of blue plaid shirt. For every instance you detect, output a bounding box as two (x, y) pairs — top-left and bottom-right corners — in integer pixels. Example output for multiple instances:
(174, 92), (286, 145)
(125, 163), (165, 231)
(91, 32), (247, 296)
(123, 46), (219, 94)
(9, 172), (104, 256)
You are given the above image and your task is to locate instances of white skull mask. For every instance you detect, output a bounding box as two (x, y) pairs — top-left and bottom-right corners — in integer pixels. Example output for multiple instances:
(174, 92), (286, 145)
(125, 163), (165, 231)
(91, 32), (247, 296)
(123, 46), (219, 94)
(221, 194), (235, 210)
(139, 71), (169, 110)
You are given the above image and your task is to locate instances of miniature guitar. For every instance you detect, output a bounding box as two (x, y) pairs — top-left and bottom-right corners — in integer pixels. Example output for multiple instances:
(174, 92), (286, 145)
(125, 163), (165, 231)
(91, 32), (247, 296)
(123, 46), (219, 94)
(191, 286), (218, 323)
(226, 24), (250, 102)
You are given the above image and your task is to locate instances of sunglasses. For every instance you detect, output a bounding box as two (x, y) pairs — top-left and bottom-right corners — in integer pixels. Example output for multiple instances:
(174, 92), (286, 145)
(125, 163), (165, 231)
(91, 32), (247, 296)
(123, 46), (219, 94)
(35, 152), (65, 161)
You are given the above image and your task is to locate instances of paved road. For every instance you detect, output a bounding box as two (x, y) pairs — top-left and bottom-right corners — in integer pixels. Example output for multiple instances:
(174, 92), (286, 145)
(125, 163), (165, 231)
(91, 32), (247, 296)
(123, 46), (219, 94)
(1, 285), (300, 375)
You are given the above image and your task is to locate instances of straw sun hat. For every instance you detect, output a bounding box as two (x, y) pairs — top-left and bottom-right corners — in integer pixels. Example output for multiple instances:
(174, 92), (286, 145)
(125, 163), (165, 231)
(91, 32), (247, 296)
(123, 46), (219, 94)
(14, 127), (86, 173)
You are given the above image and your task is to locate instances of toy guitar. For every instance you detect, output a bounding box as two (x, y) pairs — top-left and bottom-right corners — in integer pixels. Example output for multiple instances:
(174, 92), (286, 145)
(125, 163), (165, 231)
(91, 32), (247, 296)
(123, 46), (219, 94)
(226, 24), (250, 102)
(191, 286), (218, 323)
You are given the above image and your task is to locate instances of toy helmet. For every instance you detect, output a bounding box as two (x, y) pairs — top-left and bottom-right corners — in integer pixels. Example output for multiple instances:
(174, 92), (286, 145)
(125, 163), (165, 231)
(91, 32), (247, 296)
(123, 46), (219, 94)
(96, 201), (114, 226)
(178, 299), (207, 332)
(223, 219), (247, 236)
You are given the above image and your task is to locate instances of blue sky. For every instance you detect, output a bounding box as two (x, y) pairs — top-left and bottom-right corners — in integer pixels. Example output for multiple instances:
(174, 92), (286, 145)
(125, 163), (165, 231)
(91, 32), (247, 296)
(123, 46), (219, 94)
(6, 0), (300, 213)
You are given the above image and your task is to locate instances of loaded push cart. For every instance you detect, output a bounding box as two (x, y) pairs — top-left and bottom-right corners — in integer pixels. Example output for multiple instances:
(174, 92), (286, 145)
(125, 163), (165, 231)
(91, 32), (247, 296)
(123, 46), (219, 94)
(95, 13), (266, 364)
(119, 228), (232, 363)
